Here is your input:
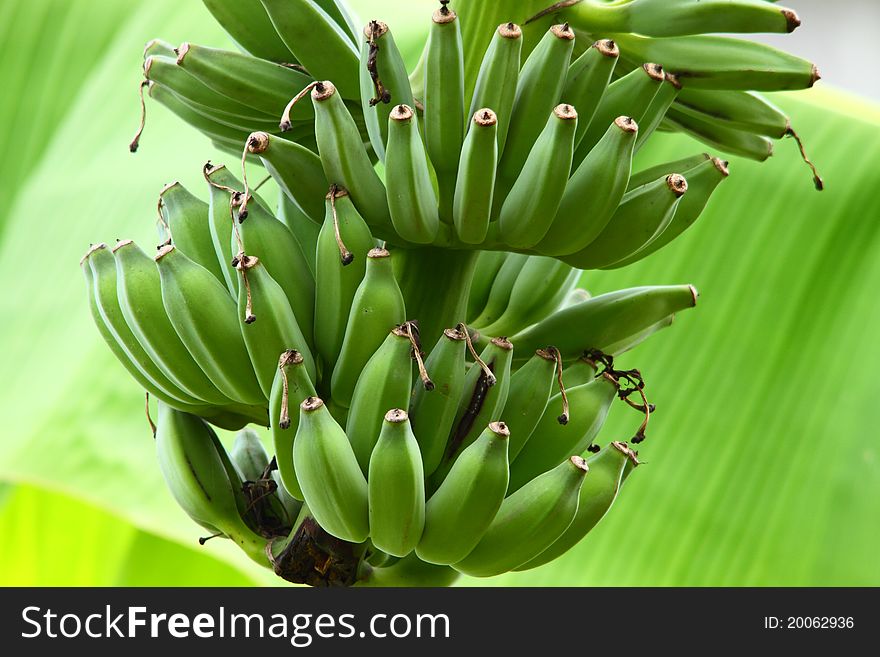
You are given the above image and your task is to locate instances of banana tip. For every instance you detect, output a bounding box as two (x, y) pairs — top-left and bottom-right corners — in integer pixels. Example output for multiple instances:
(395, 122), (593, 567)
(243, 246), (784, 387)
(498, 23), (522, 39)
(154, 243), (175, 261)
(688, 284), (699, 306)
(111, 239), (134, 253)
(489, 421), (510, 437)
(384, 408), (408, 423)
(247, 132), (270, 154)
(570, 455), (589, 473)
(301, 396), (324, 412)
(80, 242), (107, 265)
(782, 9), (801, 32)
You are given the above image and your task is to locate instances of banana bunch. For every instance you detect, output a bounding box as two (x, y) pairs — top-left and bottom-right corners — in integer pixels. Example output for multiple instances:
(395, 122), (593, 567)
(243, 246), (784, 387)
(86, 0), (819, 585)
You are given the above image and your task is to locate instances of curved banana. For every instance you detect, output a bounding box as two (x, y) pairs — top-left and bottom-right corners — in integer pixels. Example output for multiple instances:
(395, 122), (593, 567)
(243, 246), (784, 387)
(502, 349), (558, 462)
(201, 0), (296, 63)
(160, 181), (227, 286)
(562, 39), (619, 148)
(453, 109), (497, 245)
(635, 72), (682, 151)
(665, 107), (774, 161)
(269, 350), (316, 501)
(468, 23), (522, 154)
(230, 427), (291, 538)
(470, 252), (529, 329)
(466, 251), (509, 323)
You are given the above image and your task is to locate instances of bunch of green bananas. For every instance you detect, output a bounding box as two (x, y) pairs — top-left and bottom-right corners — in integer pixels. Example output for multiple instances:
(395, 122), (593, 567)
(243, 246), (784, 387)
(83, 0), (819, 586)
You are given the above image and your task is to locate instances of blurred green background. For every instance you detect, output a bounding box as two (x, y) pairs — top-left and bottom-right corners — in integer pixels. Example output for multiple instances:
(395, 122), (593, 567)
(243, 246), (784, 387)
(1, 0), (878, 586)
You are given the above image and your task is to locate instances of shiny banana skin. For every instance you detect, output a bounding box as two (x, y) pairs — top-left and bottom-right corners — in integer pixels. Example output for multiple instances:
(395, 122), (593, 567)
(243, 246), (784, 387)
(277, 194), (320, 279)
(314, 187), (375, 367)
(468, 23), (522, 155)
(508, 372), (619, 493)
(155, 244), (265, 405)
(204, 163), (242, 296)
(453, 455), (589, 577)
(562, 354), (599, 389)
(562, 173), (688, 270)
(453, 109), (498, 245)
(246, 131), (328, 223)
(561, 39), (619, 148)
(470, 252), (529, 328)
(665, 108), (774, 161)
(368, 409), (426, 557)
(269, 350), (316, 501)
(499, 104), (577, 249)
(515, 440), (633, 571)
(409, 327), (467, 477)
(575, 63), (665, 160)
(310, 81), (391, 233)
(497, 24), (575, 205)
(346, 326), (414, 474)
(502, 349), (558, 462)
(627, 152), (711, 191)
(201, 0), (296, 63)
(359, 21), (413, 161)
(479, 257), (578, 337)
(312, 0), (360, 45)
(293, 396), (370, 543)
(635, 73), (682, 151)
(385, 104), (440, 244)
(148, 83), (253, 149)
(160, 181), (226, 286)
(416, 422), (510, 565)
(330, 248), (406, 407)
(467, 251), (509, 323)
(235, 254), (316, 398)
(424, 5), (465, 220)
(612, 157), (729, 268)
(259, 0), (360, 99)
(509, 284), (699, 360)
(538, 116), (638, 257)
(674, 88), (790, 139)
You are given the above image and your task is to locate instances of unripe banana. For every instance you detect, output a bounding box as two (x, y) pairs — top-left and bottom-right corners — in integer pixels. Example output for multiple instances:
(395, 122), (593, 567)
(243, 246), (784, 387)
(314, 187), (376, 367)
(453, 109), (497, 245)
(515, 441), (633, 571)
(470, 252), (529, 329)
(385, 104), (440, 244)
(466, 251), (509, 323)
(277, 194), (320, 279)
(368, 409), (426, 557)
(409, 326), (467, 477)
(160, 181), (227, 286)
(201, 0), (296, 63)
(269, 350), (316, 501)
(235, 254), (316, 398)
(627, 152), (711, 191)
(665, 107), (774, 161)
(230, 427), (291, 537)
(453, 455), (588, 577)
(508, 372), (619, 493)
(468, 23), (522, 154)
(562, 354), (600, 389)
(359, 20), (414, 161)
(155, 244), (264, 405)
(509, 284), (699, 360)
(259, 0), (360, 99)
(293, 396), (370, 543)
(562, 39), (619, 147)
(498, 104), (577, 249)
(417, 421), (510, 565)
(311, 0), (360, 43)
(502, 349), (558, 462)
(562, 173), (688, 270)
(346, 326), (414, 473)
(356, 553), (459, 587)
(537, 116), (638, 256)
(675, 88), (790, 138)
(635, 72), (682, 151)
(330, 248), (406, 407)
(204, 162), (243, 296)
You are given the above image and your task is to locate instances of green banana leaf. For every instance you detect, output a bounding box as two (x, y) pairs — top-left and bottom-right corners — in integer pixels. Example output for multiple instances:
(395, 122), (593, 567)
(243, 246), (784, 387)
(1, 0), (878, 586)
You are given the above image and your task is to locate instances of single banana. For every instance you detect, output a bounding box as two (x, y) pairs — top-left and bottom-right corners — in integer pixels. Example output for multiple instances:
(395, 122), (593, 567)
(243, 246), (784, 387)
(277, 194), (320, 279)
(346, 325), (414, 473)
(368, 409), (426, 557)
(627, 152), (711, 191)
(293, 396), (370, 543)
(269, 350), (316, 501)
(385, 104), (440, 244)
(453, 455), (589, 577)
(665, 108), (774, 161)
(416, 421), (510, 565)
(498, 104), (577, 249)
(148, 82), (252, 149)
(230, 427), (291, 538)
(470, 252), (529, 329)
(562, 353), (599, 389)
(466, 251), (509, 323)
(635, 72), (682, 151)
(674, 88), (790, 138)
(508, 372), (619, 493)
(330, 247), (406, 407)
(160, 181), (227, 286)
(453, 109), (498, 245)
(201, 0), (296, 63)
(314, 186), (376, 367)
(468, 23), (522, 155)
(561, 39), (619, 147)
(562, 173), (688, 270)
(537, 116), (638, 256)
(502, 349), (559, 462)
(205, 162), (244, 296)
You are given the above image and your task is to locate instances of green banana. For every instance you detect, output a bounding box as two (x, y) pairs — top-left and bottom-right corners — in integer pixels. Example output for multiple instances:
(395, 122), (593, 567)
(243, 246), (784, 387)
(201, 0), (296, 63)
(417, 421), (510, 565)
(562, 173), (688, 270)
(245, 131), (328, 222)
(665, 108), (774, 161)
(560, 287), (591, 309)
(508, 372), (619, 492)
(293, 396), (370, 543)
(204, 162), (246, 296)
(330, 247), (406, 407)
(314, 186), (376, 367)
(537, 115), (638, 256)
(235, 253), (315, 398)
(346, 325), (414, 473)
(155, 244), (265, 405)
(515, 440), (633, 571)
(409, 326), (467, 477)
(674, 88), (790, 138)
(562, 353), (600, 388)
(466, 251), (509, 323)
(277, 193), (320, 279)
(453, 109), (498, 244)
(453, 455), (588, 577)
(470, 252), (529, 328)
(502, 348), (559, 462)
(561, 39), (619, 147)
(230, 427), (291, 537)
(627, 152), (710, 191)
(312, 0), (361, 43)
(385, 104), (440, 244)
(635, 72), (682, 151)
(368, 409), (426, 557)
(269, 350), (316, 501)
(498, 103), (577, 249)
(160, 181), (227, 285)
(509, 284), (699, 360)
(356, 553), (459, 587)
(468, 22), (522, 155)
(148, 82), (251, 149)
(259, 0), (360, 99)
(611, 157), (729, 268)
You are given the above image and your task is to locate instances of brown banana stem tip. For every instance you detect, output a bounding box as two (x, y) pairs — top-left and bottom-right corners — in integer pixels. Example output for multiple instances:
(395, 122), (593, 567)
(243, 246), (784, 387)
(301, 396), (324, 412)
(785, 127), (824, 191)
(473, 108), (498, 127)
(666, 173), (688, 197)
(385, 408), (408, 423)
(643, 62), (665, 82)
(145, 392), (156, 439)
(550, 347), (570, 425)
(280, 82), (321, 131)
(594, 39), (618, 58)
(551, 23), (575, 40)
(129, 80), (150, 153)
(365, 21), (391, 106)
(525, 1), (582, 26)
(402, 321), (434, 390)
(390, 104), (414, 121)
(458, 323), (496, 386)
(488, 421), (510, 438)
(328, 184), (354, 265)
(570, 455), (589, 472)
(615, 116), (638, 133)
(498, 23), (522, 39)
(234, 252), (258, 323)
(278, 350), (303, 429)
